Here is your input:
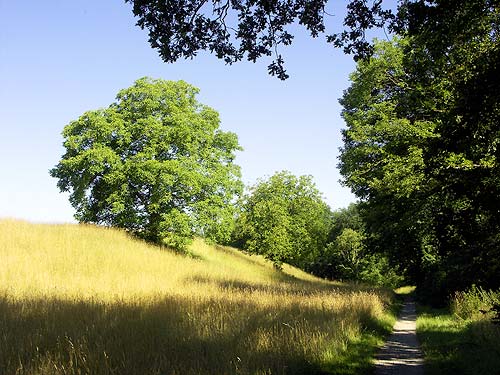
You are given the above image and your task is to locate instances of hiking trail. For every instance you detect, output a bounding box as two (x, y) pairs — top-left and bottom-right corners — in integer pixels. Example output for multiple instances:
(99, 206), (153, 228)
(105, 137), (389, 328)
(374, 300), (424, 375)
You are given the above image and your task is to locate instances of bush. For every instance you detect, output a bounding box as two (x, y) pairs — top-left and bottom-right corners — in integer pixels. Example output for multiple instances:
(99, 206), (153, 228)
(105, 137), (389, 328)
(452, 285), (500, 321)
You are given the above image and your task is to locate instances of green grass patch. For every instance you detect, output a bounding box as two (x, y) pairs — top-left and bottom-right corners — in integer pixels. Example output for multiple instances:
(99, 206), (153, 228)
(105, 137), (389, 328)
(417, 305), (500, 375)
(319, 291), (399, 375)
(320, 334), (382, 375)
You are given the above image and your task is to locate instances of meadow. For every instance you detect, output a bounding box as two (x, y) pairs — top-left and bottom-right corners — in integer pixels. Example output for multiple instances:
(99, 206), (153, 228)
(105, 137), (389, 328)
(0, 219), (395, 375)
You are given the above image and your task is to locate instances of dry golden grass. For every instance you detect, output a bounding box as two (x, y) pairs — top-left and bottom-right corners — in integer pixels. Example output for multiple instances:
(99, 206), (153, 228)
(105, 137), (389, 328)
(0, 219), (393, 375)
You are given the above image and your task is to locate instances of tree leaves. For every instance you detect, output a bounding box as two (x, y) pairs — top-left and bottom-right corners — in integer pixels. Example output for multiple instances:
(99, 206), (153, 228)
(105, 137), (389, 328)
(125, 0), (395, 79)
(339, 2), (500, 301)
(51, 77), (242, 249)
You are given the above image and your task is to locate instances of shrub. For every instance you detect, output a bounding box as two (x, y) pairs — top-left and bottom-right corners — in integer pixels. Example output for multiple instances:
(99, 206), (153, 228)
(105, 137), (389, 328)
(452, 285), (500, 321)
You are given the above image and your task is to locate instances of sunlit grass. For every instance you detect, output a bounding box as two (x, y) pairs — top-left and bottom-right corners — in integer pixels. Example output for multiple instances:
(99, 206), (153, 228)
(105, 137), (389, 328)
(394, 285), (416, 296)
(417, 305), (500, 374)
(0, 219), (394, 374)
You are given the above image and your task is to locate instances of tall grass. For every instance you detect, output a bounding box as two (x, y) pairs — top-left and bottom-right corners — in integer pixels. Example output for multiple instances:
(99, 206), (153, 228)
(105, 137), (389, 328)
(0, 219), (393, 375)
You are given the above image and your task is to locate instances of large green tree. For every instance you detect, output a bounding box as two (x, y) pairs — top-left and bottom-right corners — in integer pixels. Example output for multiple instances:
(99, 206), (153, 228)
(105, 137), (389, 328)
(339, 38), (437, 280)
(340, 1), (500, 302)
(51, 77), (242, 249)
(401, 0), (500, 300)
(233, 171), (331, 268)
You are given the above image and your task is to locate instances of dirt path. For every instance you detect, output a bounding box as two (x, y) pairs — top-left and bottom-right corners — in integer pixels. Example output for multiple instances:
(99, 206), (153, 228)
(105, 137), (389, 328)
(374, 300), (424, 375)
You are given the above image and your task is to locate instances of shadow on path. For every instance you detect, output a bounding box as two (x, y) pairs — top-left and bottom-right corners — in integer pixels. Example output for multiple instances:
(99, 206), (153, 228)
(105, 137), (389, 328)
(374, 301), (424, 375)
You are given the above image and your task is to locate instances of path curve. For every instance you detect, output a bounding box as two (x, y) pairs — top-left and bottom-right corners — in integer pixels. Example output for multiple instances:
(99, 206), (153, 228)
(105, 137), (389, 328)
(374, 300), (424, 375)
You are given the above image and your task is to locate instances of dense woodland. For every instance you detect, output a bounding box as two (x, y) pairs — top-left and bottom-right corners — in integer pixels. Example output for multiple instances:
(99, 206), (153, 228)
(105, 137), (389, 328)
(336, 1), (500, 303)
(51, 0), (500, 305)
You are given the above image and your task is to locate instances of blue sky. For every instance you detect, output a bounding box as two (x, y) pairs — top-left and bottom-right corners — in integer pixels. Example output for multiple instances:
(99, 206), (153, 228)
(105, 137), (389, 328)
(0, 1), (392, 223)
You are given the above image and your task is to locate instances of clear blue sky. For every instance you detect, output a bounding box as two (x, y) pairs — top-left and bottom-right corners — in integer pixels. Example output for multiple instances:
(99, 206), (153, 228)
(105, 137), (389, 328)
(0, 1), (392, 223)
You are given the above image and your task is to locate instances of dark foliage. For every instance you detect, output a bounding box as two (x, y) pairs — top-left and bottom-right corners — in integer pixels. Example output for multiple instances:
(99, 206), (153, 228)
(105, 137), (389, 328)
(125, 0), (395, 79)
(340, 1), (500, 303)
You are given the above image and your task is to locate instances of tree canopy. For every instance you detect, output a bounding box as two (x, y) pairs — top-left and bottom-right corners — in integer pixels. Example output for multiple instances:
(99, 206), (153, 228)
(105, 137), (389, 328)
(50, 77), (242, 249)
(338, 38), (434, 278)
(125, 0), (394, 79)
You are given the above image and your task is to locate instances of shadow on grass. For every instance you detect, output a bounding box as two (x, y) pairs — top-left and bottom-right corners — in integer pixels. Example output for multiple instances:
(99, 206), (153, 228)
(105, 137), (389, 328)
(417, 307), (500, 375)
(0, 292), (376, 375)
(212, 244), (270, 268)
(179, 277), (396, 375)
(184, 274), (388, 299)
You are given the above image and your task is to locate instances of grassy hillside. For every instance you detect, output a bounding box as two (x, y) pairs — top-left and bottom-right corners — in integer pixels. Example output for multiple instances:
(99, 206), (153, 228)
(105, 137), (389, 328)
(0, 219), (394, 375)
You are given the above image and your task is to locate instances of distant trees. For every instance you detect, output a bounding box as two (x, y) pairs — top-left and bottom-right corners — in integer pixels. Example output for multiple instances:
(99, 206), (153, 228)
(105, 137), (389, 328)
(327, 203), (364, 244)
(232, 171), (331, 268)
(310, 204), (364, 279)
(326, 228), (366, 280)
(309, 203), (403, 287)
(50, 77), (242, 249)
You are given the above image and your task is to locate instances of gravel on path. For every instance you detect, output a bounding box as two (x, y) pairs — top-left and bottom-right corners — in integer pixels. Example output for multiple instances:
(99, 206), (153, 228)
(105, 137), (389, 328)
(374, 300), (424, 375)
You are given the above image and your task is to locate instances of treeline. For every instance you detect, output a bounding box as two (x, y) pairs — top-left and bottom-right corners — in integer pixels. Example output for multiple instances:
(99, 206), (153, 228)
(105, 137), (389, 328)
(231, 179), (402, 288)
(51, 60), (500, 303)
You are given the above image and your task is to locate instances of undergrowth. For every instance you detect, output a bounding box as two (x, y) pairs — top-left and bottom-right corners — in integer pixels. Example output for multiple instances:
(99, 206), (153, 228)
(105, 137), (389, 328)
(417, 286), (500, 375)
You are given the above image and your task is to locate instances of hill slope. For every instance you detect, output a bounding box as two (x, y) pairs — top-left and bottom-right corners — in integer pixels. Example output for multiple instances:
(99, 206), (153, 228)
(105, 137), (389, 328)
(0, 219), (393, 375)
